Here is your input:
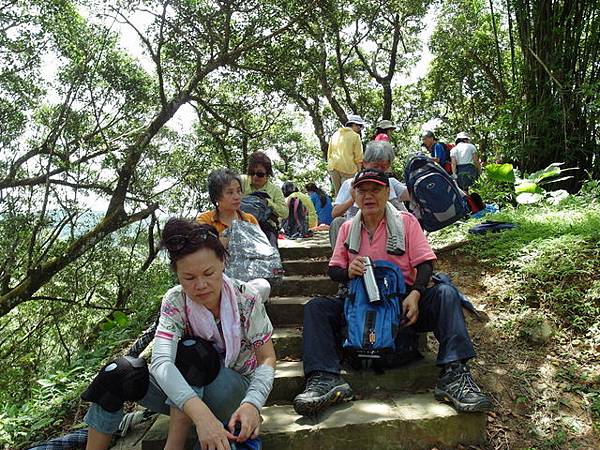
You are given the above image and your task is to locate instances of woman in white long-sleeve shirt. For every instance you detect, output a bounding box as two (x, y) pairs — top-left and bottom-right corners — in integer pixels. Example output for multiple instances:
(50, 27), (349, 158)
(83, 219), (276, 450)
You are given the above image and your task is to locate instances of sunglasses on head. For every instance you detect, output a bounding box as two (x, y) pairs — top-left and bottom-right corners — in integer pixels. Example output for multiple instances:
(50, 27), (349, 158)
(249, 171), (267, 178)
(163, 227), (219, 252)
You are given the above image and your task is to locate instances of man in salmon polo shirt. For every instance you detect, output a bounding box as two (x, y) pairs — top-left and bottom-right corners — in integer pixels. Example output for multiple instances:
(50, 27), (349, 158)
(293, 168), (492, 416)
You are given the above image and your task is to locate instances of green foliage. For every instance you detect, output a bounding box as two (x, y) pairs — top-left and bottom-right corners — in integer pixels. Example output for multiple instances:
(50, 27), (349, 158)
(471, 170), (516, 206)
(457, 192), (600, 332)
(472, 162), (577, 207)
(486, 163), (516, 184)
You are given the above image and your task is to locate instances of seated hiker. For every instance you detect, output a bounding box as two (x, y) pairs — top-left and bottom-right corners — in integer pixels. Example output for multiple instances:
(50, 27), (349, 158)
(240, 151), (288, 247)
(198, 168), (279, 287)
(451, 132), (481, 192)
(330, 140), (410, 247)
(282, 181), (317, 228)
(293, 168), (492, 416)
(305, 182), (333, 226)
(197, 168), (260, 246)
(83, 220), (276, 450)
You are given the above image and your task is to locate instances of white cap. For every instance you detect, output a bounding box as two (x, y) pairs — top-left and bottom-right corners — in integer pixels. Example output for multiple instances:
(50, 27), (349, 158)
(455, 132), (470, 141)
(345, 114), (366, 127)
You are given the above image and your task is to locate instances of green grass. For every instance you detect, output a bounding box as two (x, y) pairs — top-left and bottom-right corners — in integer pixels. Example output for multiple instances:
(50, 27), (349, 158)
(433, 182), (600, 442)
(431, 187), (600, 333)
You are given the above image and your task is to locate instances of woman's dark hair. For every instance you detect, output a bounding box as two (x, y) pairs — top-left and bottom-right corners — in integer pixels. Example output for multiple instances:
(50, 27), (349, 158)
(305, 182), (328, 208)
(246, 151), (273, 177)
(281, 181), (298, 198)
(207, 168), (242, 207)
(160, 219), (227, 270)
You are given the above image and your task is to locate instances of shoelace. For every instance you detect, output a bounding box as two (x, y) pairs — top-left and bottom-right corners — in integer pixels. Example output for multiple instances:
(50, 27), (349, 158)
(448, 368), (482, 395)
(307, 375), (337, 395)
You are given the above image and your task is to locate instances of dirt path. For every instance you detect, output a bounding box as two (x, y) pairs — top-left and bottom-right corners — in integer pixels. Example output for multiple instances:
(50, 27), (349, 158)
(436, 251), (600, 450)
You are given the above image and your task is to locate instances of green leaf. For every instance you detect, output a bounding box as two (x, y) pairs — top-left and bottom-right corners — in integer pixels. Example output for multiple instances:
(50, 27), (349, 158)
(485, 164), (515, 183)
(515, 180), (539, 194)
(113, 311), (129, 327)
(36, 379), (55, 388)
(100, 320), (116, 331)
(516, 193), (544, 204)
(528, 163), (563, 183)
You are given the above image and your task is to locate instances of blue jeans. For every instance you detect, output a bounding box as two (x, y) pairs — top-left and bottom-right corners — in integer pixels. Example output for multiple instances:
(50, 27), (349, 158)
(84, 367), (250, 435)
(302, 281), (476, 375)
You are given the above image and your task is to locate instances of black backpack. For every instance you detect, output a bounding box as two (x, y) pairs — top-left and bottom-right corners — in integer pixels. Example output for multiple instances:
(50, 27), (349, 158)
(240, 193), (272, 223)
(282, 197), (310, 239)
(404, 153), (468, 232)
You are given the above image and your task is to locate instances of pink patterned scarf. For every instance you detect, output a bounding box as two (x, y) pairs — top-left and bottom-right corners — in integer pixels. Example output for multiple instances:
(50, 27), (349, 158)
(183, 274), (241, 367)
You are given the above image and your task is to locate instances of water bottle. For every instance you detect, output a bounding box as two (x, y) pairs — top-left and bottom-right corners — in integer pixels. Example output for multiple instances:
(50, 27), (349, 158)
(362, 256), (380, 303)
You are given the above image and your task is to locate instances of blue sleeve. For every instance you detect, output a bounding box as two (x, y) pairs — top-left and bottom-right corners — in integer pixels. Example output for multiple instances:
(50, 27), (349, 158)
(309, 192), (320, 212)
(433, 143), (446, 164)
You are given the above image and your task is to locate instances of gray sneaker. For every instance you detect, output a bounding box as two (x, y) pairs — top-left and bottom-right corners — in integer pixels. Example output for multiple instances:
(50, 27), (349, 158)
(293, 371), (353, 416)
(434, 362), (493, 412)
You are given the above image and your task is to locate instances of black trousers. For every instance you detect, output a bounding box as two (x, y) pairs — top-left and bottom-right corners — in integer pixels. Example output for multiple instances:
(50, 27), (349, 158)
(302, 282), (476, 376)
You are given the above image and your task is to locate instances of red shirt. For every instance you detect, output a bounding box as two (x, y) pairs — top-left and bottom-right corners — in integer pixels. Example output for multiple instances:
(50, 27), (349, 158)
(329, 212), (436, 285)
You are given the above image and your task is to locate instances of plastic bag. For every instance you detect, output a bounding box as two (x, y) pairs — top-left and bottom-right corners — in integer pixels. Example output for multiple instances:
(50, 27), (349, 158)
(225, 220), (283, 282)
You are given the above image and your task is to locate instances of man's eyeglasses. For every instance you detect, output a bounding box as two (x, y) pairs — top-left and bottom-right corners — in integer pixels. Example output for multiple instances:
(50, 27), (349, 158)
(163, 228), (219, 252)
(249, 171), (267, 178)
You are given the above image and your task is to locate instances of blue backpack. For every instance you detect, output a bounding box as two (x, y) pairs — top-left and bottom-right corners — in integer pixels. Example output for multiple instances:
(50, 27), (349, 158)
(343, 260), (406, 358)
(240, 193), (272, 224)
(404, 153), (468, 232)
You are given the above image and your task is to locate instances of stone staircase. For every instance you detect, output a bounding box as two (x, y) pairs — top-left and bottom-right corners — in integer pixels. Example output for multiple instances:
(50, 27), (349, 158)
(122, 232), (487, 450)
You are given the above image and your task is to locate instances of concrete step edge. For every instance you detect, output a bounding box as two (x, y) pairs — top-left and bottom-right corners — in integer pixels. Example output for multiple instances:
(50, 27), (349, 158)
(269, 357), (440, 405)
(142, 393), (486, 450)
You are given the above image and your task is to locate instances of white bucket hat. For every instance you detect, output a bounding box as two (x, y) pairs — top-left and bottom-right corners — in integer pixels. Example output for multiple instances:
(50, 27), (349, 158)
(345, 114), (366, 127)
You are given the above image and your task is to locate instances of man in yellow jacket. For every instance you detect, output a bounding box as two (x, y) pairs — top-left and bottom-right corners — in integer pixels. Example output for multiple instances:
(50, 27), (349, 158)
(327, 114), (365, 195)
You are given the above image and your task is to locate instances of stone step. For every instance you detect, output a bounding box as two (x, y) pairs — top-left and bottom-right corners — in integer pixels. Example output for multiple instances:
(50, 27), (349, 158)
(282, 258), (329, 277)
(265, 297), (309, 327)
(269, 275), (338, 298)
(142, 393), (486, 450)
(268, 358), (439, 405)
(271, 327), (303, 360)
(271, 327), (430, 362)
(278, 244), (331, 260)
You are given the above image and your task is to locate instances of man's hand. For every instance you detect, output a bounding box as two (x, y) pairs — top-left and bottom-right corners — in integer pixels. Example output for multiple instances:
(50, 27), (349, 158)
(348, 256), (366, 279)
(402, 290), (421, 327)
(228, 403), (261, 443)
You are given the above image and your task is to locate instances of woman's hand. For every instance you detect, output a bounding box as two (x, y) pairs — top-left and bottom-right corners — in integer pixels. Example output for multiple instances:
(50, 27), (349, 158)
(194, 410), (235, 450)
(402, 290), (421, 327)
(228, 402), (261, 442)
(348, 256), (366, 279)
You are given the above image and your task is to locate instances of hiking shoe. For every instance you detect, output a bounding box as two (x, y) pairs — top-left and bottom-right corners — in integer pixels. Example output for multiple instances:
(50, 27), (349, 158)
(293, 371), (353, 416)
(434, 362), (493, 412)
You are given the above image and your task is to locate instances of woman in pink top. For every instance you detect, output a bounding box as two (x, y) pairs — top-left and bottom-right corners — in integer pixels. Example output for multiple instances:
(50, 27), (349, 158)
(83, 220), (275, 450)
(293, 168), (492, 418)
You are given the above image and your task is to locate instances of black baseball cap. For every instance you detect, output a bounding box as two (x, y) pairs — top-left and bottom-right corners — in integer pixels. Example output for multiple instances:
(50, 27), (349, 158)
(81, 356), (149, 412)
(175, 337), (221, 387)
(352, 168), (390, 188)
